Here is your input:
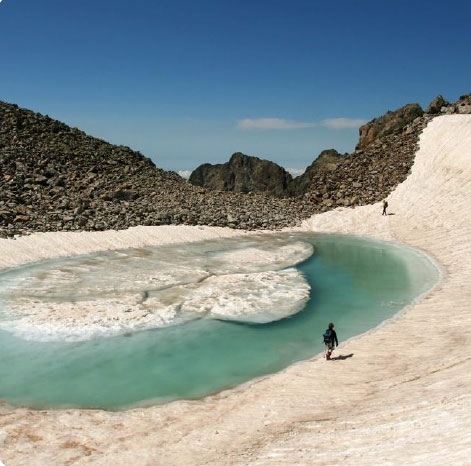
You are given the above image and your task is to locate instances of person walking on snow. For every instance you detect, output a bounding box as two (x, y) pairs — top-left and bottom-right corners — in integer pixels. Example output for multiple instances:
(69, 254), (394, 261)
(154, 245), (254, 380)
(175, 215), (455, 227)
(382, 199), (388, 216)
(323, 323), (338, 360)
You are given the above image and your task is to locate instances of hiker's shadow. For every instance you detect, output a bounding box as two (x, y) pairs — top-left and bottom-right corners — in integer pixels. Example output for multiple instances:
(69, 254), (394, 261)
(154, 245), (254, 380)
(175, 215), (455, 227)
(330, 353), (354, 361)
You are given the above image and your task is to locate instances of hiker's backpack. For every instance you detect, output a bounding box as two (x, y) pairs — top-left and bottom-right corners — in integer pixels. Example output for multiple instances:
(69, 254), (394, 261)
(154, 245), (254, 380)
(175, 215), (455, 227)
(323, 329), (332, 343)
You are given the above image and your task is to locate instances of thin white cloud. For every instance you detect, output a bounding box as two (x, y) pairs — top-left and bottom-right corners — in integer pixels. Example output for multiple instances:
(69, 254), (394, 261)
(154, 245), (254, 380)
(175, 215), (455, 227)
(322, 118), (367, 129)
(238, 118), (316, 130)
(238, 117), (367, 131)
(177, 170), (192, 179)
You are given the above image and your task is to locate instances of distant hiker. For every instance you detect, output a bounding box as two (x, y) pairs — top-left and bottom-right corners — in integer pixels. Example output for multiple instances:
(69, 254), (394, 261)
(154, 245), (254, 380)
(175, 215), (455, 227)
(323, 322), (338, 360)
(382, 199), (388, 216)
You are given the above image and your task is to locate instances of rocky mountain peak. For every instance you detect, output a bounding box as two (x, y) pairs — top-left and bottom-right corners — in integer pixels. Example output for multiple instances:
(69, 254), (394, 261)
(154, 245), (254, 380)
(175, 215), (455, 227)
(356, 103), (424, 150)
(289, 150), (343, 196)
(189, 152), (293, 197)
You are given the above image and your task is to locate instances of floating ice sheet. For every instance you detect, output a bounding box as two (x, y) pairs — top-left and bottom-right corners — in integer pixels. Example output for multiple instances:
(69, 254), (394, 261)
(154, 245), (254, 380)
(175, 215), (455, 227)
(0, 236), (313, 341)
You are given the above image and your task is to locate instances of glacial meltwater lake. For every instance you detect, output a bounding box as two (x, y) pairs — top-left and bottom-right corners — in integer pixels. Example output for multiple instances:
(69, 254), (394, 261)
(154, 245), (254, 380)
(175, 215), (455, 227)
(0, 233), (439, 410)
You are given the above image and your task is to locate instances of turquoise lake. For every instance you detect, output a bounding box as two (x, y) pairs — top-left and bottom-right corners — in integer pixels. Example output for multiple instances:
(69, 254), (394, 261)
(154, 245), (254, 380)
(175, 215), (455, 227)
(0, 233), (439, 410)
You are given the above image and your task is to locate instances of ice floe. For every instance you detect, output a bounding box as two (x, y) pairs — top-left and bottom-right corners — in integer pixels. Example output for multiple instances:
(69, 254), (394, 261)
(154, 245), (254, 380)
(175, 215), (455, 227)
(0, 236), (313, 341)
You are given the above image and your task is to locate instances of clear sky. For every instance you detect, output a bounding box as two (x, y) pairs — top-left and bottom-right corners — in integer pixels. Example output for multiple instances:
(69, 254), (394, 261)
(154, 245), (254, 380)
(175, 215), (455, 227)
(1, 0), (470, 174)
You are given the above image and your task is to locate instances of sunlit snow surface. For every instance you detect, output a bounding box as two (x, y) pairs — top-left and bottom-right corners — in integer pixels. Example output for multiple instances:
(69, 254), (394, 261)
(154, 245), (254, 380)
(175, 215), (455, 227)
(0, 236), (313, 341)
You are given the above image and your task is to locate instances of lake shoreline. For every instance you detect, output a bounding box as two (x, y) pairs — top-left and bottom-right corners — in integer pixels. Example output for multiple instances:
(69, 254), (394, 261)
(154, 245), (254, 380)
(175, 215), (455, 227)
(0, 233), (438, 410)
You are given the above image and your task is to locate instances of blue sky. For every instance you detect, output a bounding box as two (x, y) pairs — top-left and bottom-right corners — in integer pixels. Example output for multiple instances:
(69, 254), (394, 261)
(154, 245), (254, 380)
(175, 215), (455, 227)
(1, 0), (470, 174)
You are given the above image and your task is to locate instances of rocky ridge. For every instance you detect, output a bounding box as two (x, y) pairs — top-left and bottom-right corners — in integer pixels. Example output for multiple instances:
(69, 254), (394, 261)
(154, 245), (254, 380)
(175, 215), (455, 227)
(356, 103), (424, 150)
(356, 94), (471, 148)
(188, 104), (429, 200)
(295, 94), (471, 206)
(0, 102), (317, 237)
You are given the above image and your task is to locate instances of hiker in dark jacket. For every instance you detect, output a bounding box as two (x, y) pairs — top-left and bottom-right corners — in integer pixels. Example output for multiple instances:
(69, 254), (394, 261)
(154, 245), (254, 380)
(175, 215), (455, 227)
(323, 322), (339, 360)
(382, 199), (388, 216)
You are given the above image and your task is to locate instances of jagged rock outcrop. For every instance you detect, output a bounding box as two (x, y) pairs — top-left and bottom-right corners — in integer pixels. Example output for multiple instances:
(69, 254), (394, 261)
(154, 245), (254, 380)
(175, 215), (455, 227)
(422, 93), (471, 116)
(426, 95), (448, 114)
(456, 94), (471, 114)
(356, 103), (424, 150)
(189, 153), (292, 197)
(290, 150), (343, 196)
